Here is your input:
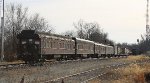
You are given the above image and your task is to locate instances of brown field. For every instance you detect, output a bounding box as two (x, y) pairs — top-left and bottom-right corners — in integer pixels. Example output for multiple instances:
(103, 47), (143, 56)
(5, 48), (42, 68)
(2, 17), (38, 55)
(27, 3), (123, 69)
(89, 55), (150, 83)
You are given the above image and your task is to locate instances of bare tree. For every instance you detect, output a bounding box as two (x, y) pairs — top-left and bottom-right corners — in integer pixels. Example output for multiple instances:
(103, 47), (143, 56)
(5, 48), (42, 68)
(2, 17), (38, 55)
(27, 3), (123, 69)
(2, 4), (53, 61)
(5, 4), (28, 36)
(74, 20), (99, 39)
(74, 20), (85, 39)
(74, 20), (113, 45)
(25, 14), (53, 32)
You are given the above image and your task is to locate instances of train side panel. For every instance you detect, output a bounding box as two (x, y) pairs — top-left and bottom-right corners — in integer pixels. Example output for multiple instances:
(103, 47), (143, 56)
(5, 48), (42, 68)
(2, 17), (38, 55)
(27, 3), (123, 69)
(94, 43), (106, 55)
(75, 38), (94, 55)
(40, 35), (75, 55)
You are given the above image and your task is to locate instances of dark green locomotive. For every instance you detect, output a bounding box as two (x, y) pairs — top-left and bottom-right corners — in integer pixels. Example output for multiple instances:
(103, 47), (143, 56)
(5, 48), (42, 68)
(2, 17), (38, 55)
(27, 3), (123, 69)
(17, 30), (42, 64)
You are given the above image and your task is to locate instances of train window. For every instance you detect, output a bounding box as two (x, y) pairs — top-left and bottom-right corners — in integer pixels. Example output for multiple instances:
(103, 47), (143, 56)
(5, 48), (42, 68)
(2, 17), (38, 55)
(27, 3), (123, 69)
(68, 44), (70, 49)
(67, 44), (69, 49)
(41, 42), (43, 48)
(59, 43), (61, 48)
(50, 39), (52, 48)
(62, 43), (64, 48)
(66, 44), (68, 49)
(41, 39), (43, 48)
(45, 39), (47, 48)
(69, 43), (71, 49)
(70, 44), (72, 49)
(43, 40), (45, 48)
(79, 45), (81, 49)
(43, 39), (45, 48)
(53, 42), (55, 48)
(60, 43), (63, 48)
(79, 44), (81, 49)
(59, 41), (62, 48)
(61, 43), (63, 48)
(69, 44), (71, 49)
(83, 44), (85, 49)
(49, 41), (50, 48)
(77, 45), (80, 49)
(88, 45), (90, 50)
(50, 42), (52, 48)
(102, 47), (104, 51)
(78, 45), (80, 49)
(44, 41), (46, 48)
(87, 45), (89, 50)
(81, 45), (83, 49)
(84, 44), (86, 49)
(47, 39), (49, 48)
(55, 42), (58, 48)
(70, 44), (71, 49)
(65, 43), (67, 49)
(46, 41), (49, 48)
(48, 41), (50, 48)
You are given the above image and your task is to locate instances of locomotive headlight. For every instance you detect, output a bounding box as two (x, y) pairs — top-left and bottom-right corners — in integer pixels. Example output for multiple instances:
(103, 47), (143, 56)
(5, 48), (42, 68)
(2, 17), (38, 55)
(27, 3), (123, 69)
(29, 39), (33, 44)
(29, 39), (33, 42)
(22, 41), (26, 44)
(35, 41), (40, 44)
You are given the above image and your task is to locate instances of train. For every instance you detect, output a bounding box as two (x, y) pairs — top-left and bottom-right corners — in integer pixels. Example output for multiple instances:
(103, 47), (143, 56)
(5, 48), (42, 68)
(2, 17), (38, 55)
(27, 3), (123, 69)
(16, 30), (130, 64)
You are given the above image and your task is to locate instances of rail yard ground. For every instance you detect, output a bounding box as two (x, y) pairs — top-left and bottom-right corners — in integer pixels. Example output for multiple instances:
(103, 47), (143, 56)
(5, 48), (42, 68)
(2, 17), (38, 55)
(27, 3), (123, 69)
(0, 55), (150, 83)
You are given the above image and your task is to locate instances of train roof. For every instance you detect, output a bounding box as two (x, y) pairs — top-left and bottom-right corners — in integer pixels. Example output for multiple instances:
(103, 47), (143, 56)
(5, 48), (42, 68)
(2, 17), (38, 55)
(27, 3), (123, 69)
(75, 38), (95, 44)
(17, 30), (73, 41)
(95, 42), (113, 48)
(36, 31), (74, 41)
(94, 42), (107, 47)
(17, 30), (39, 39)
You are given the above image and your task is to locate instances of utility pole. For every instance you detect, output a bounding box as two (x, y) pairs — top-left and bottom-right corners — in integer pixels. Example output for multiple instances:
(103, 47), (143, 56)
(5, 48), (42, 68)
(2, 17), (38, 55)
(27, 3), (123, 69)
(1, 0), (4, 61)
(146, 0), (150, 40)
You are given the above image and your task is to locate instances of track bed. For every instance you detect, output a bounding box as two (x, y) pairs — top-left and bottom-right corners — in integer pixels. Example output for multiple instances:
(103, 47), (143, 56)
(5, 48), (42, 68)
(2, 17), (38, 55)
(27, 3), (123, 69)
(0, 56), (148, 83)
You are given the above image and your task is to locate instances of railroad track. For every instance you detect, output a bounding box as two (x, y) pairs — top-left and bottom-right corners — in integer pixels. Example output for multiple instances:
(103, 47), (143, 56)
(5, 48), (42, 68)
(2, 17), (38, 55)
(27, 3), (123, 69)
(0, 63), (26, 69)
(0, 57), (124, 69)
(0, 58), (99, 69)
(45, 57), (124, 65)
(43, 60), (149, 83)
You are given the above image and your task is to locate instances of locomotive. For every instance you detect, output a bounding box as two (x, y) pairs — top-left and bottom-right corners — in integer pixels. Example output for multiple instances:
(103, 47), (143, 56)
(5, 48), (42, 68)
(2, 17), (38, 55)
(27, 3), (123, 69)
(17, 30), (130, 64)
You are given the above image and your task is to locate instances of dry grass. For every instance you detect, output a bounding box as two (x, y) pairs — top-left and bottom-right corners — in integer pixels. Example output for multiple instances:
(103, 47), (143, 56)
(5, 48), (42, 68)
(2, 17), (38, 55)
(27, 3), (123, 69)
(106, 63), (150, 83)
(126, 55), (150, 61)
(89, 63), (150, 83)
(89, 55), (150, 83)
(113, 64), (146, 83)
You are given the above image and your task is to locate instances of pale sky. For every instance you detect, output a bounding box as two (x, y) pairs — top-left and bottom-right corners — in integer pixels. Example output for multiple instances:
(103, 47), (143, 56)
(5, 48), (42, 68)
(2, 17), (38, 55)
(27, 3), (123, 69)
(4, 0), (147, 44)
